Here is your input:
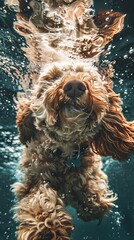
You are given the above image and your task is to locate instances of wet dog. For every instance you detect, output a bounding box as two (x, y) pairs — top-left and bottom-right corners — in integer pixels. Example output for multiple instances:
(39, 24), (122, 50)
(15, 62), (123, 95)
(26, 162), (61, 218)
(6, 0), (134, 239)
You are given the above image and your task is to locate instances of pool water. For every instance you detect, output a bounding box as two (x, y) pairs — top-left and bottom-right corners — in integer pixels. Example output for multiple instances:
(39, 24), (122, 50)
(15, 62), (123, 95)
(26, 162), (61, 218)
(0, 0), (134, 239)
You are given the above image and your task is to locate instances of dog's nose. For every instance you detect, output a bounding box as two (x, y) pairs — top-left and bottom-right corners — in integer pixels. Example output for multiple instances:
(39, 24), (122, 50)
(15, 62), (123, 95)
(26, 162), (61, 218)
(63, 80), (86, 98)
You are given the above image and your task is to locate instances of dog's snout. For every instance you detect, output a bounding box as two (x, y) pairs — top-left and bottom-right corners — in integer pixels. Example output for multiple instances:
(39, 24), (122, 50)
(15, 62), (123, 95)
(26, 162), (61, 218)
(63, 80), (86, 98)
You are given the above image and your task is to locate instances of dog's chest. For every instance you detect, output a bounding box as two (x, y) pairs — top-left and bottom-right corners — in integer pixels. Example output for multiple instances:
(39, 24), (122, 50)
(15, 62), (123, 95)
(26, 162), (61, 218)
(55, 108), (98, 143)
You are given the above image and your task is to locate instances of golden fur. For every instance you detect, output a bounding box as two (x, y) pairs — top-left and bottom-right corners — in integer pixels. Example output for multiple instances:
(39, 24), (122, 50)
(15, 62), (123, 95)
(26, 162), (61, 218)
(15, 66), (134, 240)
(6, 0), (134, 239)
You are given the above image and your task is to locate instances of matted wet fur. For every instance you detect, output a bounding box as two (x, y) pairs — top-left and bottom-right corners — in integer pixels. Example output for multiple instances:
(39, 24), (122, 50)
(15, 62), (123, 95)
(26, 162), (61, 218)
(6, 0), (134, 239)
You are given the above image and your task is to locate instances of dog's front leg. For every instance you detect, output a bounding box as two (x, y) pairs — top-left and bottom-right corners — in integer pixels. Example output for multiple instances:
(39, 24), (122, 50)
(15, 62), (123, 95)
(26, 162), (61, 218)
(13, 183), (73, 240)
(13, 153), (73, 240)
(65, 151), (116, 221)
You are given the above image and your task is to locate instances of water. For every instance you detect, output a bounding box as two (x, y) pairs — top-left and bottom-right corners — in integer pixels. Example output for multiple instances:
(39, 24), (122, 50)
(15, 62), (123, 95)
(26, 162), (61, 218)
(0, 0), (134, 239)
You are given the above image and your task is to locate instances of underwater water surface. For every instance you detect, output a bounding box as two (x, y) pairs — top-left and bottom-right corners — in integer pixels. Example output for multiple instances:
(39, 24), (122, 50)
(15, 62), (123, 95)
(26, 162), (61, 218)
(0, 0), (134, 239)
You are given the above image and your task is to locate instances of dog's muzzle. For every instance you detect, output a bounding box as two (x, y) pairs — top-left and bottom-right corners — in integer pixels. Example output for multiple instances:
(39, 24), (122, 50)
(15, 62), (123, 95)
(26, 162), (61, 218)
(63, 80), (86, 99)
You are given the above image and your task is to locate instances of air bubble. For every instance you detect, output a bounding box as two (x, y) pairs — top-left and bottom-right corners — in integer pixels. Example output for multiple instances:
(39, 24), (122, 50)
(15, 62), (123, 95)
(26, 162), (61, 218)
(129, 48), (134, 54)
(124, 55), (128, 59)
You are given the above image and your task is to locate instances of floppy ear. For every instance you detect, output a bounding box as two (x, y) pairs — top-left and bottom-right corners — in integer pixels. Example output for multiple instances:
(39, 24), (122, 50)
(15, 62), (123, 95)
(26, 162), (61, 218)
(91, 86), (134, 161)
(16, 102), (37, 145)
(95, 10), (125, 45)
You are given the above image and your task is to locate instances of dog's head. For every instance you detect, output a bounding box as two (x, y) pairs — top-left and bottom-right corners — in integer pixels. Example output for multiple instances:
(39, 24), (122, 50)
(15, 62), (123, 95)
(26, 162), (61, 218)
(17, 66), (108, 144)
(17, 66), (134, 160)
(29, 67), (109, 143)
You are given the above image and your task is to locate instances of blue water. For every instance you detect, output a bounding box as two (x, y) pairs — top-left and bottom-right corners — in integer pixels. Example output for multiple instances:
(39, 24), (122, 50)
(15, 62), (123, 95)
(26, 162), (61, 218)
(0, 0), (134, 239)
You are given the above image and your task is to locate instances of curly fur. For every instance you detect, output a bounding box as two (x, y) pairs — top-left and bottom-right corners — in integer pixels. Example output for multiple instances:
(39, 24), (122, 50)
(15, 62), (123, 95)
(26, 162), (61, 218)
(15, 66), (134, 239)
(6, 0), (134, 239)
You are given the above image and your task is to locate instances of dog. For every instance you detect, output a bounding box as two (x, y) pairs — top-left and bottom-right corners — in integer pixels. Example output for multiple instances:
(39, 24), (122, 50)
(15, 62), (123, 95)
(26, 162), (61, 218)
(6, 0), (134, 239)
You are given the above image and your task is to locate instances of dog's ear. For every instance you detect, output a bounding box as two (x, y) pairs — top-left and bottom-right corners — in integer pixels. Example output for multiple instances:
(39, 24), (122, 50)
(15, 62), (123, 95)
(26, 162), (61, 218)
(91, 87), (134, 161)
(16, 102), (37, 145)
(95, 10), (125, 45)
